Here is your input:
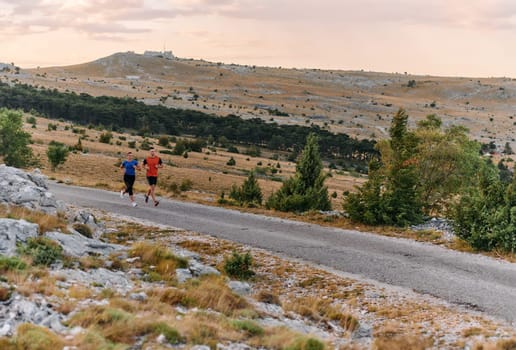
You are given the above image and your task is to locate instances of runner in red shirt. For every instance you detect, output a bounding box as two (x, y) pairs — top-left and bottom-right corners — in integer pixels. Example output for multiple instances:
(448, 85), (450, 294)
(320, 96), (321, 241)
(143, 148), (163, 206)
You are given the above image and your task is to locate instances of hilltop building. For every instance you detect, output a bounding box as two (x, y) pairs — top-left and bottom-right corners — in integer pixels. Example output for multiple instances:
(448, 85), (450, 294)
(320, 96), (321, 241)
(143, 50), (174, 59)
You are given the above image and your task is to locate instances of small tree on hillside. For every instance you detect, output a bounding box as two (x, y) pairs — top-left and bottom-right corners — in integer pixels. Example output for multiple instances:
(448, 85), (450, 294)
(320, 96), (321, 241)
(158, 135), (170, 147)
(99, 131), (112, 144)
(229, 171), (263, 206)
(47, 141), (69, 171)
(344, 108), (422, 226)
(266, 133), (331, 212)
(0, 108), (35, 168)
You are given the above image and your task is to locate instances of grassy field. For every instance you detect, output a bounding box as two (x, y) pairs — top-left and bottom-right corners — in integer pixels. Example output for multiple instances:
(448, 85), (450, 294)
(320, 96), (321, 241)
(27, 115), (365, 208)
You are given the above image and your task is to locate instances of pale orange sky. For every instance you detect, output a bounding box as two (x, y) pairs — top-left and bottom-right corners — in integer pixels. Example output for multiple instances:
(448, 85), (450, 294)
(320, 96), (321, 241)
(2, 0), (516, 77)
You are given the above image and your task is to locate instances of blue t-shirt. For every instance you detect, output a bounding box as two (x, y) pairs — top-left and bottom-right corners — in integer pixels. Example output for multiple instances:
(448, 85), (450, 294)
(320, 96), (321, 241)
(122, 159), (138, 176)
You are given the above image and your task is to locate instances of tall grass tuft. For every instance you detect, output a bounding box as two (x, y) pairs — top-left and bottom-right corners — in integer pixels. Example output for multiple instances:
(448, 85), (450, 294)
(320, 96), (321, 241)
(185, 276), (249, 316)
(15, 323), (65, 350)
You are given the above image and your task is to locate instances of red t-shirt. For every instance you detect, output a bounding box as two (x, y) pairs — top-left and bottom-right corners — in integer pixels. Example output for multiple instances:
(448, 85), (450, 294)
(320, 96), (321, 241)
(143, 156), (162, 177)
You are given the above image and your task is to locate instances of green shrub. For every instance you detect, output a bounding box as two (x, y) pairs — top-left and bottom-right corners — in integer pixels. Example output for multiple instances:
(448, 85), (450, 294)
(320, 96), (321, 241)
(140, 139), (152, 150)
(286, 337), (325, 350)
(226, 157), (236, 166)
(245, 145), (261, 157)
(158, 135), (170, 147)
(180, 179), (193, 191)
(99, 131), (113, 144)
(224, 251), (255, 280)
(151, 322), (183, 344)
(230, 319), (264, 336)
(229, 172), (262, 206)
(18, 237), (63, 266)
(46, 141), (70, 171)
(227, 145), (239, 153)
(0, 256), (27, 273)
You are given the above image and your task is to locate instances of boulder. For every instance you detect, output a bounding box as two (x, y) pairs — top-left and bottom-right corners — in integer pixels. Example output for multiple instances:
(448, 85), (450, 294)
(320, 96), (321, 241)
(227, 281), (251, 296)
(188, 260), (220, 277)
(0, 165), (63, 214)
(45, 230), (123, 258)
(52, 268), (133, 294)
(0, 219), (39, 256)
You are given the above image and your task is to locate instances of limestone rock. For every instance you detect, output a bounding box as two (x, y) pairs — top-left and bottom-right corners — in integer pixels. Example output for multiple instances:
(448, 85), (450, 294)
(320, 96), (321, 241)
(0, 219), (39, 256)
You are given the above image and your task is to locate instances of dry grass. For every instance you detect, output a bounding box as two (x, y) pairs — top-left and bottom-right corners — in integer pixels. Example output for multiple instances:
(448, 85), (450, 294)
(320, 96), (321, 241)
(254, 289), (281, 305)
(68, 285), (94, 299)
(74, 330), (127, 350)
(0, 338), (15, 350)
(103, 222), (163, 243)
(15, 323), (66, 350)
(284, 295), (359, 332)
(184, 276), (249, 316)
(373, 322), (434, 350)
(16, 272), (65, 298)
(0, 205), (68, 234)
(474, 338), (516, 350)
(177, 239), (234, 256)
(67, 305), (150, 344)
(54, 300), (77, 315)
(178, 312), (238, 346)
(78, 255), (105, 270)
(128, 241), (188, 282)
(373, 335), (434, 350)
(0, 286), (11, 302)
(152, 287), (187, 306)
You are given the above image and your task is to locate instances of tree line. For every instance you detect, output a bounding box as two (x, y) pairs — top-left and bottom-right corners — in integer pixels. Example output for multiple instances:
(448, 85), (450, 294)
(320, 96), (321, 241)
(344, 108), (516, 253)
(0, 82), (377, 171)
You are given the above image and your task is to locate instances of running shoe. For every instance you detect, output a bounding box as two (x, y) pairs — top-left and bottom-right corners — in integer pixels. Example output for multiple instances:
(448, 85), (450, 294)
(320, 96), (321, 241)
(132, 202), (138, 207)
(144, 194), (149, 203)
(120, 190), (124, 198)
(154, 201), (159, 207)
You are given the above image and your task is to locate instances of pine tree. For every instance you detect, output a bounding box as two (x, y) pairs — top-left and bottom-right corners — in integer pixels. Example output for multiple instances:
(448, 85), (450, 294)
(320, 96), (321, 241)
(229, 171), (263, 206)
(343, 108), (422, 226)
(267, 133), (331, 212)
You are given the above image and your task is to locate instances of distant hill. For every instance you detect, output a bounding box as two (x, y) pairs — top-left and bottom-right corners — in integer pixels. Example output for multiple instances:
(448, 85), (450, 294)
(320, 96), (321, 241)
(5, 51), (516, 151)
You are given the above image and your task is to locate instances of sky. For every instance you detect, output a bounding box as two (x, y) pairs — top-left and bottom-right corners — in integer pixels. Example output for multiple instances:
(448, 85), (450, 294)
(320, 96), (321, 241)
(2, 0), (516, 77)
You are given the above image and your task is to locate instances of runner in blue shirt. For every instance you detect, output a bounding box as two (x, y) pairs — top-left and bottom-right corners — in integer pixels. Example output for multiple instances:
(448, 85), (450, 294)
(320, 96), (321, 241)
(120, 152), (140, 207)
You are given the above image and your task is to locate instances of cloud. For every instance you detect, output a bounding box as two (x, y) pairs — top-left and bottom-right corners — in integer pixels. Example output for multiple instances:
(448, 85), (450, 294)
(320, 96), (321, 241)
(3, 0), (516, 42)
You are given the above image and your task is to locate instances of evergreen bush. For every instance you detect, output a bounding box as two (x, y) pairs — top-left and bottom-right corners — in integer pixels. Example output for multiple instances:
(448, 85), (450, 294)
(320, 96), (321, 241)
(224, 251), (255, 280)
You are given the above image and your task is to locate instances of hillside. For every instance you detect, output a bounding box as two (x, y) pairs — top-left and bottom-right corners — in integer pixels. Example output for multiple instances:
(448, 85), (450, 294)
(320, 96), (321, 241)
(4, 51), (516, 152)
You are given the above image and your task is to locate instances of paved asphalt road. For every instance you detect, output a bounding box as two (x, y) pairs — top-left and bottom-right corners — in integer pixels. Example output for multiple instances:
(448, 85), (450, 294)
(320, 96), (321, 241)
(48, 182), (516, 323)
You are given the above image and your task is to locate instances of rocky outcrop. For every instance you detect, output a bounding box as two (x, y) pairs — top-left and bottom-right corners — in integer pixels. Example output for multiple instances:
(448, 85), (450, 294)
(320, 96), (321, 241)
(0, 293), (66, 337)
(0, 165), (65, 214)
(0, 219), (39, 256)
(45, 230), (123, 258)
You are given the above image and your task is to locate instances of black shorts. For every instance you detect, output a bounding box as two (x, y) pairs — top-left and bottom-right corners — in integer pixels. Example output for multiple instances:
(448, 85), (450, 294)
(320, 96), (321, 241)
(147, 176), (158, 186)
